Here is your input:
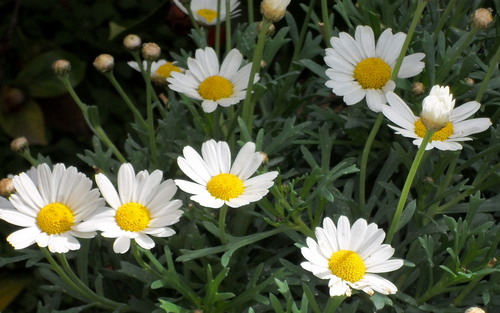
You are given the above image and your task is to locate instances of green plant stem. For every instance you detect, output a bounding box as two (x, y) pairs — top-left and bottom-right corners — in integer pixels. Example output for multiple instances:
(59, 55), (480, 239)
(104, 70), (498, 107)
(215, 0), (222, 57)
(358, 113), (383, 213)
(247, 0), (254, 24)
(452, 272), (488, 307)
(59, 76), (127, 163)
(185, 2), (201, 32)
(218, 205), (229, 244)
(433, 0), (457, 42)
(103, 71), (147, 128)
(386, 130), (434, 244)
(241, 19), (271, 133)
(475, 41), (500, 102)
(325, 295), (346, 313)
(41, 248), (128, 311)
(436, 27), (479, 82)
(144, 61), (160, 168)
(320, 0), (332, 47)
(391, 0), (427, 80)
(19, 149), (39, 166)
(131, 241), (158, 276)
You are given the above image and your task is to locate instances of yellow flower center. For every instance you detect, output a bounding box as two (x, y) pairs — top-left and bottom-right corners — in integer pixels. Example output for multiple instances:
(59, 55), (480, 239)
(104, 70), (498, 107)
(353, 57), (392, 89)
(198, 75), (234, 101)
(36, 203), (75, 235)
(155, 62), (182, 78)
(206, 173), (244, 201)
(196, 8), (218, 23)
(115, 202), (151, 232)
(328, 250), (366, 282)
(414, 118), (454, 141)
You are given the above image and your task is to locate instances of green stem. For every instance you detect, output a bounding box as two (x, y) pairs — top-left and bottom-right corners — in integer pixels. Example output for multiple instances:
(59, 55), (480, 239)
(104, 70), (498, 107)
(436, 28), (479, 82)
(475, 41), (500, 102)
(59, 76), (127, 163)
(386, 130), (434, 244)
(247, 0), (254, 24)
(131, 241), (158, 276)
(391, 0), (427, 80)
(144, 61), (160, 168)
(225, 0), (232, 52)
(19, 149), (40, 167)
(41, 249), (127, 311)
(324, 296), (346, 313)
(358, 113), (383, 214)
(241, 19), (271, 133)
(103, 71), (147, 128)
(185, 2), (201, 32)
(320, 0), (332, 47)
(218, 205), (229, 244)
(215, 0), (222, 57)
(433, 0), (457, 42)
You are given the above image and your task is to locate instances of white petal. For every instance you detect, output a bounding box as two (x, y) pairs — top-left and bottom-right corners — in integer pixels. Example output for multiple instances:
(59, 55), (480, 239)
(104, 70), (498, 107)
(135, 233), (155, 250)
(113, 236), (131, 254)
(7, 227), (39, 249)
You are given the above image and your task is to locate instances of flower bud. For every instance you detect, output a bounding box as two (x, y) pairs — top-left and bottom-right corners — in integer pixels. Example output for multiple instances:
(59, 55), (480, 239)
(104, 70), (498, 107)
(10, 136), (29, 153)
(257, 21), (276, 35)
(123, 34), (142, 51)
(141, 43), (161, 61)
(465, 77), (475, 85)
(464, 307), (486, 313)
(420, 85), (455, 131)
(411, 82), (425, 96)
(261, 0), (291, 22)
(472, 8), (494, 29)
(93, 54), (115, 72)
(0, 178), (15, 196)
(52, 59), (72, 76)
(260, 152), (269, 164)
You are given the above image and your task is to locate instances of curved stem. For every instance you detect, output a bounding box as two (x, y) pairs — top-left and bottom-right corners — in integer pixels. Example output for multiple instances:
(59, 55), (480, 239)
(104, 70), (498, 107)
(241, 19), (272, 133)
(358, 113), (383, 213)
(386, 130), (434, 244)
(391, 0), (427, 80)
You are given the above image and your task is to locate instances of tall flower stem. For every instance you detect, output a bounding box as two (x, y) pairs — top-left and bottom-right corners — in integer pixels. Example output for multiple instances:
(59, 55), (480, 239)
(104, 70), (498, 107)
(102, 71), (147, 129)
(320, 0), (332, 48)
(225, 0), (232, 52)
(386, 130), (434, 244)
(144, 61), (160, 168)
(215, 0), (222, 57)
(58, 76), (127, 163)
(218, 204), (229, 244)
(475, 42), (500, 102)
(358, 113), (383, 213)
(391, 0), (427, 80)
(41, 248), (128, 311)
(432, 0), (457, 42)
(241, 19), (272, 133)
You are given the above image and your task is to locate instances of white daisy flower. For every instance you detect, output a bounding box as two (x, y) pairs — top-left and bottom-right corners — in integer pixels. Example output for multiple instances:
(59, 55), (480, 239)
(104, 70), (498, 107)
(301, 216), (404, 297)
(128, 59), (184, 82)
(175, 140), (278, 208)
(173, 0), (240, 25)
(167, 47), (259, 113)
(324, 25), (425, 112)
(382, 87), (492, 151)
(79, 163), (183, 254)
(0, 163), (103, 253)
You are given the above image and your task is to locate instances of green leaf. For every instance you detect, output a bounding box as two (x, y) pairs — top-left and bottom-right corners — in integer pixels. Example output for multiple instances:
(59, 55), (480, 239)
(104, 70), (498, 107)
(16, 50), (85, 98)
(0, 99), (47, 145)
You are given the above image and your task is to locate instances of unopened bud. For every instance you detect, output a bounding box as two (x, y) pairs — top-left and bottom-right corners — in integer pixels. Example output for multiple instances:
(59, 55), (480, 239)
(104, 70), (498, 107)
(257, 21), (275, 36)
(0, 178), (15, 196)
(261, 0), (291, 22)
(472, 8), (494, 29)
(487, 257), (497, 267)
(123, 34), (142, 51)
(260, 60), (268, 68)
(141, 43), (161, 61)
(93, 54), (115, 72)
(10, 137), (28, 153)
(260, 152), (269, 164)
(52, 59), (72, 76)
(411, 82), (425, 96)
(465, 77), (475, 85)
(465, 307), (486, 313)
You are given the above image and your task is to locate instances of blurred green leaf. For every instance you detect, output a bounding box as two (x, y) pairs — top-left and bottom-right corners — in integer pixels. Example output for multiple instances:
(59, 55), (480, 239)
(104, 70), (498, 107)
(0, 99), (47, 145)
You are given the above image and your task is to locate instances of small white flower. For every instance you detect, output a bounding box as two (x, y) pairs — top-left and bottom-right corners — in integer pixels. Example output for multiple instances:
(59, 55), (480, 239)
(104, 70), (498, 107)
(173, 0), (240, 25)
(168, 47), (259, 113)
(79, 163), (183, 254)
(324, 25), (425, 112)
(0, 164), (103, 253)
(420, 85), (455, 130)
(128, 59), (183, 82)
(301, 216), (403, 297)
(382, 89), (492, 150)
(175, 140), (278, 208)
